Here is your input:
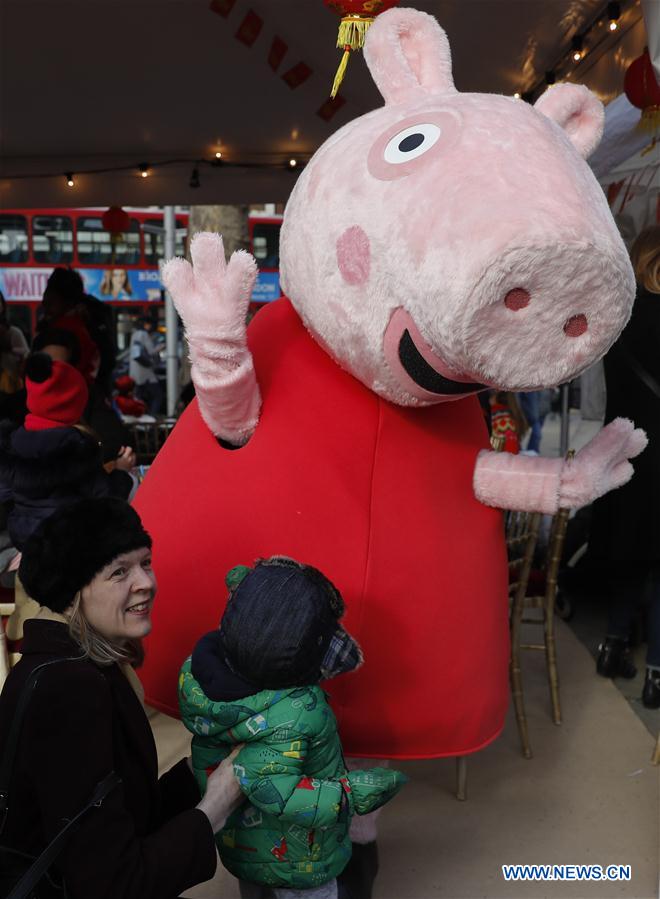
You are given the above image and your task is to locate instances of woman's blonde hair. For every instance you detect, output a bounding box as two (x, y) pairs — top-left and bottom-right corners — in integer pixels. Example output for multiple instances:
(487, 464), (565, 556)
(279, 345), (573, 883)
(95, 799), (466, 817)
(66, 591), (144, 667)
(630, 226), (660, 294)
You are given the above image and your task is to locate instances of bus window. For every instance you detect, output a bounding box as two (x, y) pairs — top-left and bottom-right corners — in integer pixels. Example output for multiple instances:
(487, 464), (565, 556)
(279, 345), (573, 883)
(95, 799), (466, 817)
(144, 219), (186, 265)
(0, 214), (28, 263)
(32, 215), (73, 264)
(251, 223), (280, 270)
(77, 216), (141, 265)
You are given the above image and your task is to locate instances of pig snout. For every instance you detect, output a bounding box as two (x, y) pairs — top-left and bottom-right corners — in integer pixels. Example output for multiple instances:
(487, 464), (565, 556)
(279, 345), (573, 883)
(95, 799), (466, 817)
(462, 241), (633, 390)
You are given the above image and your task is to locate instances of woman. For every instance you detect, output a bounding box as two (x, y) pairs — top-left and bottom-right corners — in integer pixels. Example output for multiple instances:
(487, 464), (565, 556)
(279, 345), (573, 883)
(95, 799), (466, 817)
(100, 268), (133, 299)
(590, 226), (660, 707)
(0, 497), (242, 898)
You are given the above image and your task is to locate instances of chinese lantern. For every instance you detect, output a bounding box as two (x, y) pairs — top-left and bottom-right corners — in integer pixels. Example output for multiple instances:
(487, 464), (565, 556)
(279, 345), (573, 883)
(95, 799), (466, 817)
(324, 0), (400, 98)
(102, 205), (131, 235)
(102, 206), (131, 263)
(624, 48), (660, 133)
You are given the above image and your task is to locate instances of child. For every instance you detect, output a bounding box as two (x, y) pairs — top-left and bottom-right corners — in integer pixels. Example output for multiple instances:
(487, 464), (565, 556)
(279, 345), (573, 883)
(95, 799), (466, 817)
(179, 557), (406, 899)
(114, 375), (147, 418)
(0, 353), (136, 640)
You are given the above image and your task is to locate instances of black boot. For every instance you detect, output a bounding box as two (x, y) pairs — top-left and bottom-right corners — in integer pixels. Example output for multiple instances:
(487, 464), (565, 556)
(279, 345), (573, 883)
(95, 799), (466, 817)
(338, 842), (379, 899)
(596, 637), (637, 679)
(642, 668), (660, 709)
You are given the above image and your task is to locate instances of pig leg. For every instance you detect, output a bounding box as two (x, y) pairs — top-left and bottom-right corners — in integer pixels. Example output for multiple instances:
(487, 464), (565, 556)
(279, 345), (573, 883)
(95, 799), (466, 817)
(162, 232), (260, 445)
(341, 758), (389, 899)
(473, 417), (647, 513)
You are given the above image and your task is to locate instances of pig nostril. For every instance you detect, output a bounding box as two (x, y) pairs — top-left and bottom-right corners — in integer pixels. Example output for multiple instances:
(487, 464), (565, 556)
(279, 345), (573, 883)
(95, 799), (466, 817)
(504, 288), (530, 311)
(564, 314), (588, 338)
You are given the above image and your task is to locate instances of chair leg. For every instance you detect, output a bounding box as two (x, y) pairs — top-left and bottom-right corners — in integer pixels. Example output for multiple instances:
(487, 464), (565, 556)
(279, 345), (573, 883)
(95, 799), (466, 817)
(455, 756), (467, 801)
(652, 733), (660, 766)
(0, 627), (10, 691)
(510, 594), (533, 759)
(544, 593), (562, 725)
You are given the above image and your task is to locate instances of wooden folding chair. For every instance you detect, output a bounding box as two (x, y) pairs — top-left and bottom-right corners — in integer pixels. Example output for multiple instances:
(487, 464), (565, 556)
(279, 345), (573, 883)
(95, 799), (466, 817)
(509, 505), (570, 758)
(127, 419), (177, 466)
(0, 597), (20, 690)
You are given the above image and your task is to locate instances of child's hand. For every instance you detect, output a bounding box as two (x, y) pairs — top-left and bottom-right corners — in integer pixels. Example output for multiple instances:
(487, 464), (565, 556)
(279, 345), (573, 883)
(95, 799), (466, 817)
(115, 445), (137, 471)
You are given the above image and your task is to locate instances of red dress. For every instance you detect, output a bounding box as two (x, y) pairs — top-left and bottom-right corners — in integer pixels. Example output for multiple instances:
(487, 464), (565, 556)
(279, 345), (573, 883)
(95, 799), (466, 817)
(134, 298), (509, 759)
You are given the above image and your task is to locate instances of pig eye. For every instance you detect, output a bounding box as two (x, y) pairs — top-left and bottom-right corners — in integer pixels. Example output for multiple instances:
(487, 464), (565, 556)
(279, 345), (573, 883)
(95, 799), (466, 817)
(383, 124), (441, 164)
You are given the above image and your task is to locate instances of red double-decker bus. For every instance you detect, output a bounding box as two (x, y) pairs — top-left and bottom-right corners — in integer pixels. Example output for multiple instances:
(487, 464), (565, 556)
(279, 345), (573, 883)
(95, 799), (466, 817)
(0, 208), (188, 340)
(0, 208), (283, 344)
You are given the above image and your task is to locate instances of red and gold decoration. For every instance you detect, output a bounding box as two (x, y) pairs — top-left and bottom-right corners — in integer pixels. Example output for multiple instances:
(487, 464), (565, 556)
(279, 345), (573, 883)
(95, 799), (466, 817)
(102, 206), (131, 262)
(101, 205), (130, 236)
(624, 48), (660, 133)
(325, 0), (400, 98)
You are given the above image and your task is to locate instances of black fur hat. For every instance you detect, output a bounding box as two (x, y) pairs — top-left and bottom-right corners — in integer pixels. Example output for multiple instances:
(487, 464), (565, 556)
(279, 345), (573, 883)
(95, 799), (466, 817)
(19, 498), (152, 613)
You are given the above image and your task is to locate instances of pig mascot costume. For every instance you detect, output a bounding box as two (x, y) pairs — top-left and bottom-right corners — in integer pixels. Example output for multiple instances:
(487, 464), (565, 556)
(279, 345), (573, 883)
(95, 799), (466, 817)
(134, 7), (644, 893)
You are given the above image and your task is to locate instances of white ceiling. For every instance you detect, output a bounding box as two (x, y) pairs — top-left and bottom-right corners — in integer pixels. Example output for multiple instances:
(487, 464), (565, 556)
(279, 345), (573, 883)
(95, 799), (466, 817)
(0, 0), (648, 206)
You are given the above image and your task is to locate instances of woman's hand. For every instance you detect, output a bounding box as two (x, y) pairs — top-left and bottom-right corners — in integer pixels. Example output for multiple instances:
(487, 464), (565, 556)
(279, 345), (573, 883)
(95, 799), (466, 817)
(115, 445), (137, 471)
(196, 745), (244, 832)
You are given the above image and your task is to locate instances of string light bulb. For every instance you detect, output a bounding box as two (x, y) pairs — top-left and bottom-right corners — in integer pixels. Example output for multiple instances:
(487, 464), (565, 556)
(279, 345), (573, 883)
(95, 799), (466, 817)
(139, 162), (150, 178)
(215, 151), (223, 159)
(513, 92), (521, 100)
(607, 2), (620, 30)
(288, 158), (298, 169)
(571, 35), (584, 62)
(65, 173), (74, 187)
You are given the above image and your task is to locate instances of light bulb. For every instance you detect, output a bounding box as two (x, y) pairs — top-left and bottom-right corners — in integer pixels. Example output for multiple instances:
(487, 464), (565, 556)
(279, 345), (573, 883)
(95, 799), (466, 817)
(289, 158), (298, 168)
(513, 92), (521, 100)
(573, 50), (582, 62)
(215, 151), (223, 159)
(607, 2), (620, 31)
(65, 173), (74, 187)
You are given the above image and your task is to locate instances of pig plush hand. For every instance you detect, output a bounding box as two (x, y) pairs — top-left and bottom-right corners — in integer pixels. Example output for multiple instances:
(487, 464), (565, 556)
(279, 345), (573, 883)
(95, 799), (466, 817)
(163, 232), (260, 445)
(474, 417), (648, 514)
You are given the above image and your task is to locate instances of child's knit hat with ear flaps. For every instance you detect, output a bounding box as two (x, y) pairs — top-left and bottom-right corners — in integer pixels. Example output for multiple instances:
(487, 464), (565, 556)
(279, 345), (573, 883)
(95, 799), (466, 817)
(24, 352), (88, 431)
(220, 557), (363, 690)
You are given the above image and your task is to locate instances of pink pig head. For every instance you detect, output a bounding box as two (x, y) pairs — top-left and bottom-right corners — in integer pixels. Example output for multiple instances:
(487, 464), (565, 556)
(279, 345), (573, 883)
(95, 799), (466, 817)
(280, 7), (635, 406)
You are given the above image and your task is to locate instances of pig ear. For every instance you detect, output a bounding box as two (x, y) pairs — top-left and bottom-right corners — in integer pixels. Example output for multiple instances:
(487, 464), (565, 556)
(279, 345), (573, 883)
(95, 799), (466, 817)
(534, 83), (604, 158)
(363, 8), (455, 105)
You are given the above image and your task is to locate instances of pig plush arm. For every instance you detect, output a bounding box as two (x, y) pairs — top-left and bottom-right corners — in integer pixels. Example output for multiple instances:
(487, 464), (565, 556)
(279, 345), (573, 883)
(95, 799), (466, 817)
(162, 232), (260, 445)
(474, 417), (647, 513)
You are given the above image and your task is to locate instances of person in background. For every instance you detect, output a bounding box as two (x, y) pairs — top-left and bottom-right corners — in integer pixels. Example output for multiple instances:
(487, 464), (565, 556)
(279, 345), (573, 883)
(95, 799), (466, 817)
(517, 390), (552, 454)
(489, 391), (527, 453)
(40, 268), (100, 385)
(129, 316), (162, 415)
(590, 226), (660, 707)
(32, 326), (81, 366)
(81, 292), (118, 398)
(0, 353), (135, 552)
(114, 375), (147, 418)
(0, 498), (243, 899)
(0, 353), (136, 640)
(0, 289), (29, 368)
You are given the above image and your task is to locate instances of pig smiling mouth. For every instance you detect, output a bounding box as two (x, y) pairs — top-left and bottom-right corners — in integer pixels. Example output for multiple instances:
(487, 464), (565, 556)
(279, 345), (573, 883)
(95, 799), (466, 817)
(398, 329), (486, 395)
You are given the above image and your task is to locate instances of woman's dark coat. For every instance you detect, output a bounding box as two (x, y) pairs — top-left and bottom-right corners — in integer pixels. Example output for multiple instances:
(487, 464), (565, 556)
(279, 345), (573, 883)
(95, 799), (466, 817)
(0, 424), (132, 550)
(0, 620), (217, 899)
(588, 287), (660, 565)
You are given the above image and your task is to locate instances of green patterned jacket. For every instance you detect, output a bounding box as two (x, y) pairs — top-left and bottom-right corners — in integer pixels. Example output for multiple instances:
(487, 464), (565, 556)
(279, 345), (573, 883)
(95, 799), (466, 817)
(178, 657), (406, 890)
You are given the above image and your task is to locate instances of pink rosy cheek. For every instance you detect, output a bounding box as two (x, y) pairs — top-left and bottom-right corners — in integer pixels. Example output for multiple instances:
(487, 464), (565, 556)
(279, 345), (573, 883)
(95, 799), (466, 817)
(336, 226), (371, 286)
